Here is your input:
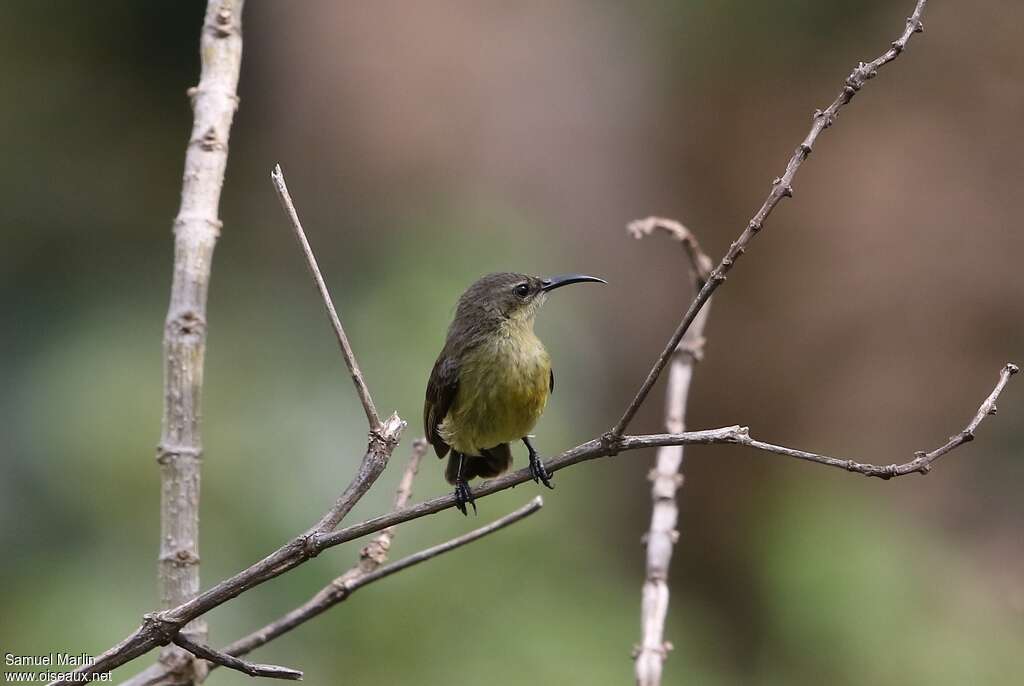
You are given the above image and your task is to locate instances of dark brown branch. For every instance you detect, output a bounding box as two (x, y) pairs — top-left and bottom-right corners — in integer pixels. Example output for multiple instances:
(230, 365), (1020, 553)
(610, 0), (930, 439)
(172, 635), (301, 681)
(47, 362), (1015, 686)
(270, 163), (381, 432)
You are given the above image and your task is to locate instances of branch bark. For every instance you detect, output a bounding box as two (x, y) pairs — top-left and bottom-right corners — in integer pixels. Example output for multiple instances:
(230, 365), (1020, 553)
(609, 0), (930, 440)
(628, 218), (713, 686)
(156, 0), (244, 682)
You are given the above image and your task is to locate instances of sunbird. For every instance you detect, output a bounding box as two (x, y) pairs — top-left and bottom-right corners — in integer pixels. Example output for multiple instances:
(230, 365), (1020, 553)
(424, 272), (606, 514)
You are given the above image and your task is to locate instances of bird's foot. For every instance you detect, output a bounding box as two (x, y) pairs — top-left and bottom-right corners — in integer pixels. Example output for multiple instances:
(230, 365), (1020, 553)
(453, 478), (476, 516)
(528, 452), (554, 490)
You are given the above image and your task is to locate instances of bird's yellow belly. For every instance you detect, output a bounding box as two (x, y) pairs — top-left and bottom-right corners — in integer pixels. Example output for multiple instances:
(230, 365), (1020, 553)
(439, 332), (551, 456)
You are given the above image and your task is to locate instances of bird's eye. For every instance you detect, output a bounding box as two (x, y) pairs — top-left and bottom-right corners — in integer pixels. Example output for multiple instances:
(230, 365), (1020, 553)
(513, 283), (530, 299)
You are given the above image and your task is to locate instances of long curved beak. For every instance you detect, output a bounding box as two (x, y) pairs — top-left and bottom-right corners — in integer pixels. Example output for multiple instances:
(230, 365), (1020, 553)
(540, 273), (607, 292)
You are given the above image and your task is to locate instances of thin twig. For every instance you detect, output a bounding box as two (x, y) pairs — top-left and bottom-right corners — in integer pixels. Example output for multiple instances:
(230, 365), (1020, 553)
(46, 363), (1016, 686)
(172, 635), (302, 681)
(609, 0), (930, 439)
(630, 219), (712, 686)
(270, 163), (381, 432)
(222, 495), (543, 660)
(270, 164), (398, 534)
(744, 363), (1020, 477)
(155, 1), (245, 682)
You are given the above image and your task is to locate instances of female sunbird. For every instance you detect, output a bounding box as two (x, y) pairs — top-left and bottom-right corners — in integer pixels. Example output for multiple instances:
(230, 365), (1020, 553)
(424, 272), (605, 514)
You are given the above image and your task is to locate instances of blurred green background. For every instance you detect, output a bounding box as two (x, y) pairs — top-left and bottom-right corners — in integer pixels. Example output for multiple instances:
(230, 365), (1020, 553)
(2, 1), (1022, 684)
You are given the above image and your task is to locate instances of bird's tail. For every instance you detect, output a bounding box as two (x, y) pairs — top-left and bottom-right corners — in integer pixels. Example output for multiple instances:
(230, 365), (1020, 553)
(444, 443), (513, 484)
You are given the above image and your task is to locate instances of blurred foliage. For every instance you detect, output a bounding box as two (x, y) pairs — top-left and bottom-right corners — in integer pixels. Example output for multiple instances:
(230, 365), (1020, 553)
(1, 1), (1022, 685)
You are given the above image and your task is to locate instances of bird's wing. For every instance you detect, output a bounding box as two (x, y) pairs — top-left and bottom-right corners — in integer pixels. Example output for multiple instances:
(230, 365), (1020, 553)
(424, 352), (459, 459)
(549, 368), (554, 394)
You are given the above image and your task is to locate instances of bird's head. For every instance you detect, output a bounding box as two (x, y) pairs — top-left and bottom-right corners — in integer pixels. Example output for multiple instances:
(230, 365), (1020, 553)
(457, 272), (606, 328)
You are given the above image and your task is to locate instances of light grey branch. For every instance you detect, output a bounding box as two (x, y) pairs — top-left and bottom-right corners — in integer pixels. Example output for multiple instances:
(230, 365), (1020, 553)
(172, 635), (301, 681)
(610, 0), (930, 439)
(46, 362), (1015, 686)
(155, 1), (244, 682)
(270, 163), (381, 432)
(630, 218), (713, 686)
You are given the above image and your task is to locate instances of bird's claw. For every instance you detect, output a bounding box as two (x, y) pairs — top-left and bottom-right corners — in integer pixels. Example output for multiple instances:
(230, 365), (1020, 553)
(453, 478), (476, 515)
(529, 453), (554, 490)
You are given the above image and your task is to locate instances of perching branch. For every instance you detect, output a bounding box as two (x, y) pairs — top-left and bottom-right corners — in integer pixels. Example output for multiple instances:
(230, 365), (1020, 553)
(155, 0), (244, 683)
(171, 635), (301, 681)
(49, 362), (1015, 685)
(629, 218), (713, 686)
(609, 0), (930, 439)
(316, 363), (1017, 551)
(271, 164), (382, 433)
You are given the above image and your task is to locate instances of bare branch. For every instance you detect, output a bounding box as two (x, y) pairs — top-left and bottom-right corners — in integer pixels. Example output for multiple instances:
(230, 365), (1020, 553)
(172, 635), (301, 681)
(221, 495), (543, 661)
(631, 219), (712, 686)
(745, 363), (1020, 477)
(270, 163), (382, 431)
(48, 362), (1015, 686)
(156, 1), (245, 681)
(610, 0), (930, 439)
(269, 164), (399, 533)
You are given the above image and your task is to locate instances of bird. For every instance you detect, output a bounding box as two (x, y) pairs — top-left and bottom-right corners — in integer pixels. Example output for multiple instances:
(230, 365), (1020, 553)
(424, 272), (605, 514)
